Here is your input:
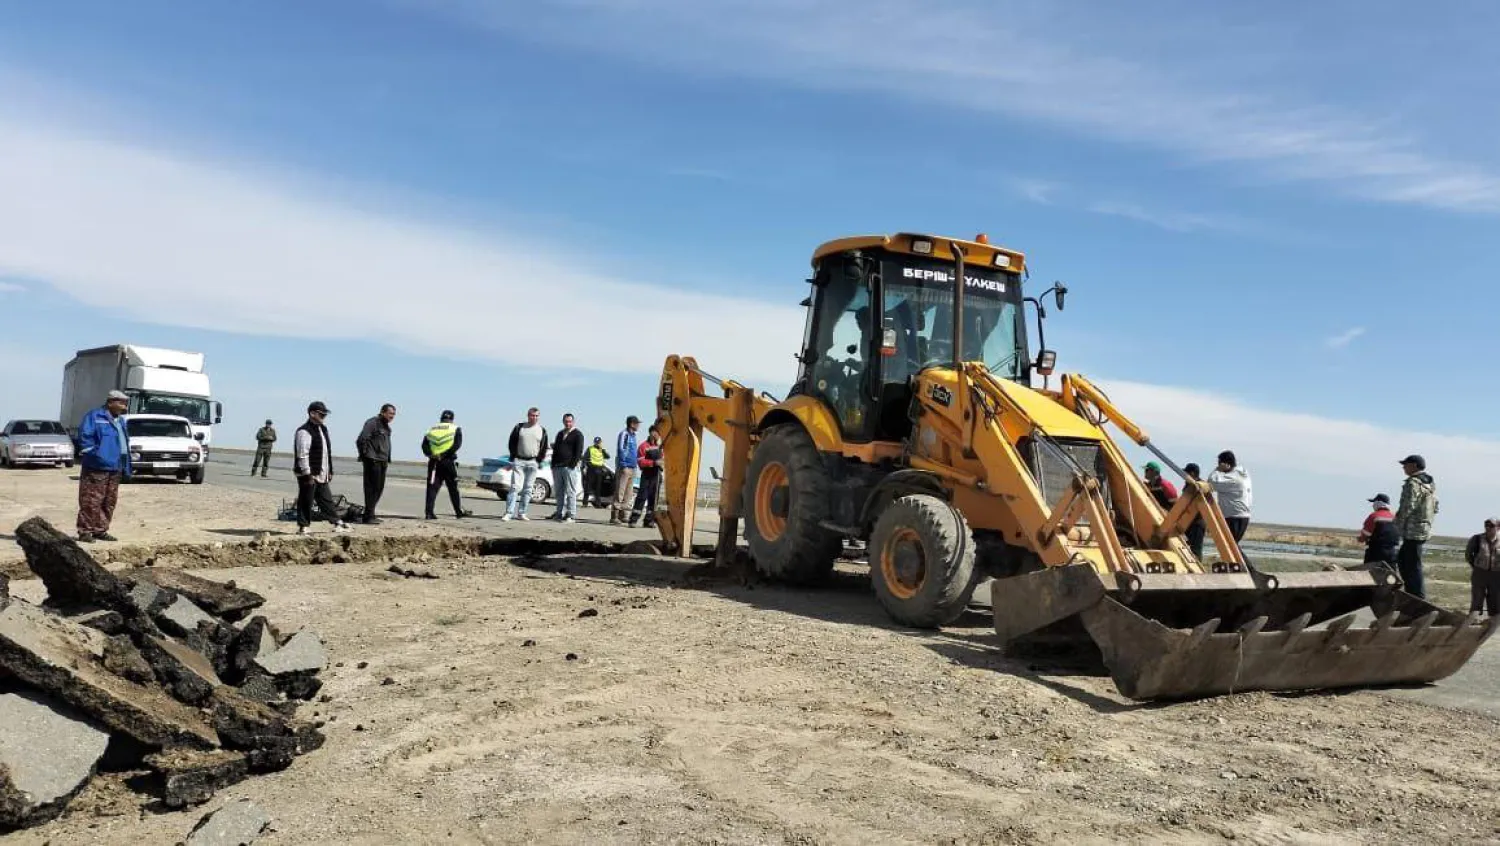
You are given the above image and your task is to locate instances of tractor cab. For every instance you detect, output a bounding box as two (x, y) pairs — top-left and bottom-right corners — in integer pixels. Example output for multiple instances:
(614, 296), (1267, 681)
(793, 233), (1030, 444)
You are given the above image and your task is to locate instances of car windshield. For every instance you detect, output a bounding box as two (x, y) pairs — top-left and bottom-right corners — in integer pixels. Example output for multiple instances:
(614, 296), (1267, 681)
(8, 421), (66, 435)
(126, 418), (192, 438)
(132, 393), (212, 426)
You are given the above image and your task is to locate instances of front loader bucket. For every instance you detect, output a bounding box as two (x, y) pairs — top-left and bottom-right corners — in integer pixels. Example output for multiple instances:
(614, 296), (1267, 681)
(994, 565), (1497, 700)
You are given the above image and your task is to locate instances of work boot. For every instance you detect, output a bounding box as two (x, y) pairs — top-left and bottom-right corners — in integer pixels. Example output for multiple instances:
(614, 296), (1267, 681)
(95, 532), (118, 542)
(362, 516), (382, 525)
(78, 532), (95, 543)
(424, 513), (438, 520)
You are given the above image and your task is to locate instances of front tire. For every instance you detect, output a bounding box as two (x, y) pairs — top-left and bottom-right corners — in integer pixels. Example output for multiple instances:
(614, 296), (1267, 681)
(742, 424), (840, 585)
(869, 494), (977, 628)
(189, 468), (205, 485)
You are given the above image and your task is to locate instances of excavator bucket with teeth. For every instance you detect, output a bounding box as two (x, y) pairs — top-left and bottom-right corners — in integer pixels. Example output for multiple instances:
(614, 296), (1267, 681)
(995, 564), (1498, 701)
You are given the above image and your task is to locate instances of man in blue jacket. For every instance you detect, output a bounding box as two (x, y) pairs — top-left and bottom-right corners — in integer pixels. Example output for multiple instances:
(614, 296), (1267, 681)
(76, 390), (131, 543)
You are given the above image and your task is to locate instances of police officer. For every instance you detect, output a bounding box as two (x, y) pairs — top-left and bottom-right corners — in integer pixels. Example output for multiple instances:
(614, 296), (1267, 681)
(252, 419), (276, 477)
(422, 410), (470, 520)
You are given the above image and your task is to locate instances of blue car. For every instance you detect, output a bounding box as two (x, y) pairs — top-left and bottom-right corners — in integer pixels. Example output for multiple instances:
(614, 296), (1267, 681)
(477, 455), (635, 506)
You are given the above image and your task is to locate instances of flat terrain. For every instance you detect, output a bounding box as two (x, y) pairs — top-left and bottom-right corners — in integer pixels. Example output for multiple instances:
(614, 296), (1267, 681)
(2, 464), (1498, 845)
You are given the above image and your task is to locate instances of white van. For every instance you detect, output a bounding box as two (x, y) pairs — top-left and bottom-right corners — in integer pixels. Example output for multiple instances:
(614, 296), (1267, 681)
(123, 414), (206, 484)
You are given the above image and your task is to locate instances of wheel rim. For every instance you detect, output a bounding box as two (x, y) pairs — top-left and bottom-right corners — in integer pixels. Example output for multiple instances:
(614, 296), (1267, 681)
(753, 461), (789, 542)
(881, 526), (926, 600)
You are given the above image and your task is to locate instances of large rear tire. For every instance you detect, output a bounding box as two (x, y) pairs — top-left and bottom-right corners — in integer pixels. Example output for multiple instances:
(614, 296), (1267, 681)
(742, 424), (840, 585)
(869, 494), (977, 628)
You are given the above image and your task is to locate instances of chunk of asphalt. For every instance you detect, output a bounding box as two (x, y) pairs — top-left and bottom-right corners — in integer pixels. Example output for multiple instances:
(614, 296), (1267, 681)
(141, 637), (224, 708)
(101, 635), (156, 686)
(0, 599), (219, 750)
(0, 690), (111, 828)
(0, 573), (9, 610)
(127, 570), (265, 623)
(228, 618), (281, 682)
(13, 516), (126, 609)
(155, 596), (219, 640)
(124, 581), (170, 616)
(234, 671), (282, 706)
(184, 799), (273, 846)
(146, 749), (250, 810)
(253, 630), (327, 676)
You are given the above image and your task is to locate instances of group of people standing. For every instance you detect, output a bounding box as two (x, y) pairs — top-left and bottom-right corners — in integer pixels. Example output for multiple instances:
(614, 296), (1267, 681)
(500, 410), (663, 527)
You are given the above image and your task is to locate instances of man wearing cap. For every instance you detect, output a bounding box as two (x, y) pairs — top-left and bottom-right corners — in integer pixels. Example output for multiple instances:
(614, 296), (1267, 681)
(1143, 461), (1178, 510)
(294, 401), (351, 534)
(251, 419), (276, 477)
(1394, 454), (1439, 599)
(611, 415), (642, 525)
(1465, 518), (1500, 616)
(75, 390), (132, 543)
(422, 410), (469, 520)
(1357, 493), (1400, 568)
(583, 436), (611, 508)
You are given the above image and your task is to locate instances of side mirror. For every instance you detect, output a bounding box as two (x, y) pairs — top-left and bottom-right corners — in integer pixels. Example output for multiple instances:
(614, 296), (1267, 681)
(709, 467), (721, 481)
(194, 432), (206, 442)
(214, 402), (223, 424)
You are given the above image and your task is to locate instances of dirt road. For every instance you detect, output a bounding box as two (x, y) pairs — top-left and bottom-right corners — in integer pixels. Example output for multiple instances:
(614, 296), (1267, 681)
(3, 466), (1499, 844)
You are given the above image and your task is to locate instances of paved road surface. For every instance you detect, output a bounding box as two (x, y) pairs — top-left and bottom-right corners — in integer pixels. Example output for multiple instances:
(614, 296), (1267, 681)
(201, 464), (1497, 718)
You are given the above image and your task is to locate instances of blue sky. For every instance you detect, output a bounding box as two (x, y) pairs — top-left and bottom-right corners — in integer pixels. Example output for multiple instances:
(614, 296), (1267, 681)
(2, 0), (1498, 531)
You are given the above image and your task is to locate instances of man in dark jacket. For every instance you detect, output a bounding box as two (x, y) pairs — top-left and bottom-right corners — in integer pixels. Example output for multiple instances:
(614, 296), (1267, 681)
(549, 413), (586, 522)
(1465, 518), (1500, 616)
(356, 403), (396, 524)
(1358, 493), (1400, 568)
(76, 390), (131, 543)
(422, 410), (469, 520)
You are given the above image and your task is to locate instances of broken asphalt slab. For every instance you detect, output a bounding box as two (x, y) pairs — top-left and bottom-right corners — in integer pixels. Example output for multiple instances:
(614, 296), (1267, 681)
(14, 517), (126, 609)
(127, 569), (264, 622)
(252, 630), (326, 699)
(0, 599), (219, 750)
(185, 799), (272, 846)
(140, 636), (224, 707)
(0, 690), (111, 829)
(145, 749), (249, 810)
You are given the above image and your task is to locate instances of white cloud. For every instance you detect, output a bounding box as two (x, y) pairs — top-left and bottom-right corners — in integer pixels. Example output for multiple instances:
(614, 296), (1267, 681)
(1324, 327), (1367, 349)
(425, 0), (1500, 213)
(0, 280), (26, 294)
(0, 117), (804, 387)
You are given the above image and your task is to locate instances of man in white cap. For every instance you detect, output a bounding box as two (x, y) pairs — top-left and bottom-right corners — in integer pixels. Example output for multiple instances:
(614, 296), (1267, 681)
(75, 390), (131, 542)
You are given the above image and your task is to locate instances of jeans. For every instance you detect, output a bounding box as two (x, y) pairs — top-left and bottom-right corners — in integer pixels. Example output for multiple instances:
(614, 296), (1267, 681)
(506, 458), (540, 516)
(630, 471), (660, 525)
(1398, 539), (1426, 599)
(552, 465), (581, 518)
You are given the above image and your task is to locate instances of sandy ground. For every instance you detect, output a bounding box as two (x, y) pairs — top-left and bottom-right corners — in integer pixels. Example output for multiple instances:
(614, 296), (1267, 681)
(4, 467), (1500, 845)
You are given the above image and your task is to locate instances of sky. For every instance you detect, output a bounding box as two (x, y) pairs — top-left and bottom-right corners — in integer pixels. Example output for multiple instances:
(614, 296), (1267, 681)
(1, 0), (1497, 533)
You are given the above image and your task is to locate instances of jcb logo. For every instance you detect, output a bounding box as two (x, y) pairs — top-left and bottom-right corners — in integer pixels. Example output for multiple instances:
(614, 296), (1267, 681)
(928, 383), (953, 407)
(659, 380), (675, 412)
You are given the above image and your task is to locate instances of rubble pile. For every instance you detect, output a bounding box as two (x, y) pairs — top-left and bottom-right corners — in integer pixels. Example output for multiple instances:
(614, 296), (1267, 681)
(0, 517), (325, 831)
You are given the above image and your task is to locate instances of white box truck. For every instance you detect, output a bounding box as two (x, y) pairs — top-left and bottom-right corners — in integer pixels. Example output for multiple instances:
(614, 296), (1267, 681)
(60, 345), (222, 450)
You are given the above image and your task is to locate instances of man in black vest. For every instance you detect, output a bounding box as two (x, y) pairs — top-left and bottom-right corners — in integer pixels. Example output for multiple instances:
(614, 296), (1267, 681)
(294, 401), (350, 535)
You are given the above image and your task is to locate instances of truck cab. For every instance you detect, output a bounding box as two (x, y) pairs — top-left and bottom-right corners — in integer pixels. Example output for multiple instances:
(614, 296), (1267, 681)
(122, 414), (207, 484)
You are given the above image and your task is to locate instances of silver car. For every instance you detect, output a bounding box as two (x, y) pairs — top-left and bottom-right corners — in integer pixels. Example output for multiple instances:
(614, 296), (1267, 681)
(0, 419), (76, 468)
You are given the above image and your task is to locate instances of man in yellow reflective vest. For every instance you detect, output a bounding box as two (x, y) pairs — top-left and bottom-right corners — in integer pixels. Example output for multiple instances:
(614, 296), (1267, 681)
(583, 436), (610, 508)
(421, 409), (470, 520)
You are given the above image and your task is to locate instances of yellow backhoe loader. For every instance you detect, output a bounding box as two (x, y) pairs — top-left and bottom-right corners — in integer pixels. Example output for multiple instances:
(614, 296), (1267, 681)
(653, 232), (1494, 700)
